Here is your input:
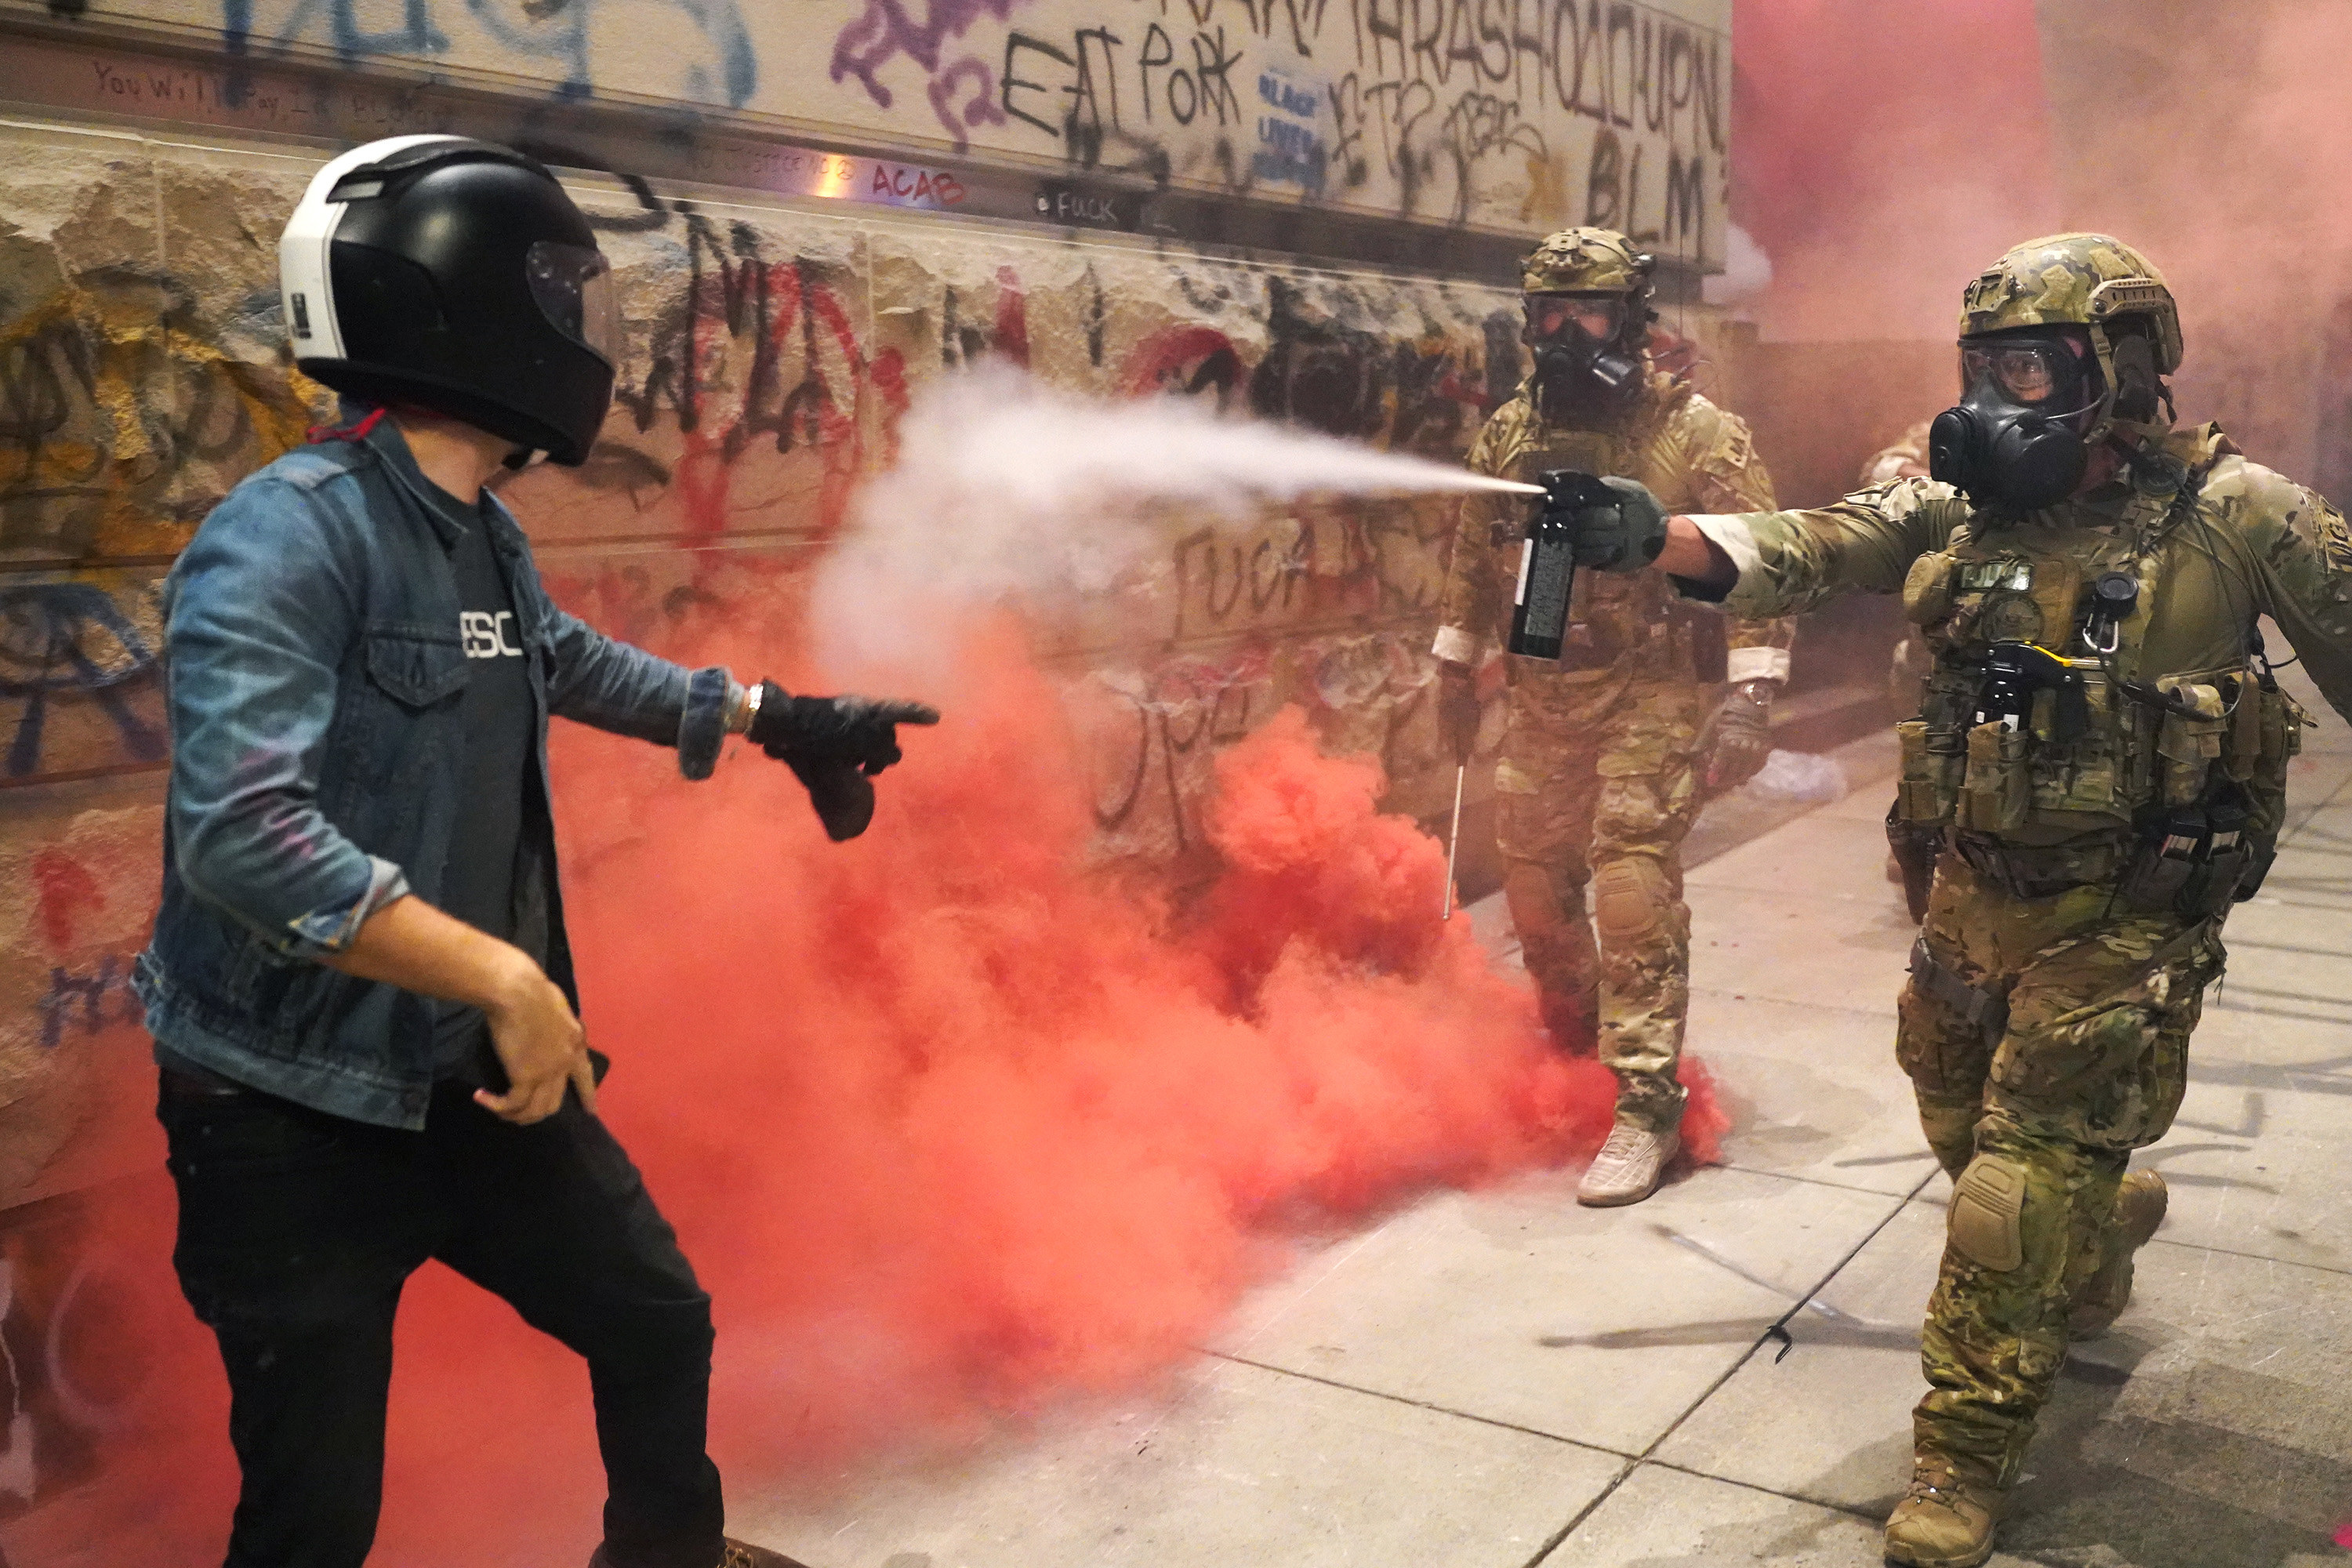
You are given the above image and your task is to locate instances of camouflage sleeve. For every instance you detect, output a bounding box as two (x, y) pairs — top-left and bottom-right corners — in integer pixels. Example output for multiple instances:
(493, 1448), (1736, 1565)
(1686, 476), (1959, 620)
(1682, 398), (1797, 683)
(1432, 408), (1517, 665)
(2211, 457), (2352, 724)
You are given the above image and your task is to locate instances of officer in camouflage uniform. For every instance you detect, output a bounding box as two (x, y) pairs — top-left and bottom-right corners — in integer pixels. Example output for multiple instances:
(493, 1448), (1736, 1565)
(1432, 228), (1796, 1207)
(1569, 233), (2352, 1566)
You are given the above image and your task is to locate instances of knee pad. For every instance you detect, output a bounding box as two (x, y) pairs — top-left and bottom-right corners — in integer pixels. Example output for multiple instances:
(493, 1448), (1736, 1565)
(1503, 861), (1583, 935)
(1950, 1152), (2028, 1272)
(1592, 856), (1670, 947)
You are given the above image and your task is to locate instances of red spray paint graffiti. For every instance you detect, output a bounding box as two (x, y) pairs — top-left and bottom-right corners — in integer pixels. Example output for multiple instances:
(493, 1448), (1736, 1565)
(31, 850), (103, 953)
(608, 220), (876, 540)
(1119, 323), (1245, 404)
(991, 265), (1031, 368)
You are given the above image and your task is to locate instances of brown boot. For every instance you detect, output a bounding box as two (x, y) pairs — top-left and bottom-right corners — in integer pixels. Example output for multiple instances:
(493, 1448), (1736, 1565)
(2069, 1170), (2168, 1341)
(1883, 1451), (2006, 1568)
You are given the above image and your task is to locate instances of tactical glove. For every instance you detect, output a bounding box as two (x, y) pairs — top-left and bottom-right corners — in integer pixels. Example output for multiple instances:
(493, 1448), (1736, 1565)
(1436, 660), (1481, 764)
(749, 683), (940, 841)
(1697, 680), (1776, 796)
(1555, 475), (1669, 574)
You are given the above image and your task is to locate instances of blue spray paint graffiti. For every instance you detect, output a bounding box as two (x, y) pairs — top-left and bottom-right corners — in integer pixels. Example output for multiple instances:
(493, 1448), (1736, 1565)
(37, 956), (139, 1051)
(222, 0), (448, 64)
(0, 584), (165, 779)
(220, 0), (757, 107)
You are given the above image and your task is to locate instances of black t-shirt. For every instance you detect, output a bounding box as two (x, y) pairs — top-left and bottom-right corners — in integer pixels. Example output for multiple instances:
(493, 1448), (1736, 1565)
(431, 506), (539, 1077)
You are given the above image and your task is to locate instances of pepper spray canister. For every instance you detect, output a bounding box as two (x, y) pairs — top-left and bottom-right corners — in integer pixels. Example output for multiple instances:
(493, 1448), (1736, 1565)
(1507, 470), (1613, 662)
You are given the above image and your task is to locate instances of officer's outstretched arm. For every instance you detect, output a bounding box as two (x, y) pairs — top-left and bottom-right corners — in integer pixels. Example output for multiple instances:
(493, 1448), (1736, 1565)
(1653, 518), (1738, 594)
(1658, 476), (1961, 619)
(1683, 412), (1798, 689)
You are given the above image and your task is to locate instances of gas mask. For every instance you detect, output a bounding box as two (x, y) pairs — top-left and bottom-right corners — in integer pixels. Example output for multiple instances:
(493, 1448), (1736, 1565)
(1928, 331), (2104, 512)
(1523, 292), (1643, 422)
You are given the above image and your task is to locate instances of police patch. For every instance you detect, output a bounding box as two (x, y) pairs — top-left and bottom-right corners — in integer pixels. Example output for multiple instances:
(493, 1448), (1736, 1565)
(2319, 507), (2352, 572)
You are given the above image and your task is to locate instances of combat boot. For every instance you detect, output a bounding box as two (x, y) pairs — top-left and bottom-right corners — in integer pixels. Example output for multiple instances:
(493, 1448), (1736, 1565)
(2069, 1170), (2168, 1341)
(589, 1541), (811, 1568)
(714, 1544), (811, 1568)
(1883, 1451), (2006, 1568)
(1577, 1119), (1679, 1207)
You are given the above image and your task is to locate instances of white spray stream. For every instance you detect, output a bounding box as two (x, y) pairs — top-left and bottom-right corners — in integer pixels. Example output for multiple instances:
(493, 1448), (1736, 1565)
(811, 365), (1538, 673)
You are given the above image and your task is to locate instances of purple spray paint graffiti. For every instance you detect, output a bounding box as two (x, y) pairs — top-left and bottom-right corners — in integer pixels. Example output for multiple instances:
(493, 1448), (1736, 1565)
(829, 0), (1027, 150)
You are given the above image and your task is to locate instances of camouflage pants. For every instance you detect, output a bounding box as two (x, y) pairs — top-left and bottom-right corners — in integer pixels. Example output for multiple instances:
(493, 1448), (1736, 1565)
(1897, 855), (2223, 1480)
(1494, 666), (1708, 1132)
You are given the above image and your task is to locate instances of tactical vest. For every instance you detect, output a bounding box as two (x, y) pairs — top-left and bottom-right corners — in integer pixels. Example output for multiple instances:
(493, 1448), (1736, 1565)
(1890, 458), (2306, 901)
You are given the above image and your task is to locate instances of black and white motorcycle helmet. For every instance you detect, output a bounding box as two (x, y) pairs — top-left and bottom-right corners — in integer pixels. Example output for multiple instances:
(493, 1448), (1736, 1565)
(278, 135), (618, 466)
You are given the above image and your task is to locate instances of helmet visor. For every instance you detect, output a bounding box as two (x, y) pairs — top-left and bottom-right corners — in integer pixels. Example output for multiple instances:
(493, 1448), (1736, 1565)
(1958, 339), (2085, 408)
(526, 241), (617, 365)
(1526, 293), (1627, 343)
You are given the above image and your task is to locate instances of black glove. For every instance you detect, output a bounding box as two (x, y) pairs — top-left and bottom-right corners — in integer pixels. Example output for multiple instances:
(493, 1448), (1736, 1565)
(1552, 474), (1668, 574)
(1436, 660), (1481, 764)
(749, 682), (940, 841)
(1697, 680), (1776, 796)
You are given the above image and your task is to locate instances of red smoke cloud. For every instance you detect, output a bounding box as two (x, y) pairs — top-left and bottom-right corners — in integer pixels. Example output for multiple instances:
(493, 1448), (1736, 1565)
(1733, 0), (2060, 343)
(66, 599), (1726, 1564)
(562, 605), (1726, 1472)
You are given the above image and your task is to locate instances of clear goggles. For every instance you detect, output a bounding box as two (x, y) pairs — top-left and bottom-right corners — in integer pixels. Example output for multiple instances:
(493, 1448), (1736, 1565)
(1958, 336), (2090, 408)
(526, 241), (618, 364)
(1525, 293), (1627, 343)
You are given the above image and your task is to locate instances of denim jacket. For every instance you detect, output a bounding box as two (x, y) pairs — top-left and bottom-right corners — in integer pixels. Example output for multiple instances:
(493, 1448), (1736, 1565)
(136, 411), (733, 1129)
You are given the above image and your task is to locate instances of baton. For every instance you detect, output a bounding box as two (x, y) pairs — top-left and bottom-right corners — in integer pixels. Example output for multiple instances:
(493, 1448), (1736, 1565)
(1441, 761), (1467, 920)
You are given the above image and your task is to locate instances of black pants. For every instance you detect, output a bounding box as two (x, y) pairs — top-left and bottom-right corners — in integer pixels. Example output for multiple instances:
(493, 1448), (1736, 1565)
(158, 1073), (724, 1568)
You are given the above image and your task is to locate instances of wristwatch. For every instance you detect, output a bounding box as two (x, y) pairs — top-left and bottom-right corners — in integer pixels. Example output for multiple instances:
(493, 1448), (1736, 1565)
(725, 679), (764, 735)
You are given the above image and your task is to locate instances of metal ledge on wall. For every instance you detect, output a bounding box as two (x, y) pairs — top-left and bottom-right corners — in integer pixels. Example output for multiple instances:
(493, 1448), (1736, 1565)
(0, 13), (1710, 292)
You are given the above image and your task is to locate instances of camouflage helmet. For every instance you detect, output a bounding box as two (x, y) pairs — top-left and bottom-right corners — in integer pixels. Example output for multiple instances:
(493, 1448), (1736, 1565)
(1522, 227), (1654, 296)
(1959, 233), (2182, 368)
(1958, 233), (2183, 443)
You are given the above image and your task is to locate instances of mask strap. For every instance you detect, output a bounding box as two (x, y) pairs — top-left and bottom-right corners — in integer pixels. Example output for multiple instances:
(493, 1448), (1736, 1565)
(306, 406), (388, 445)
(2049, 390), (2106, 430)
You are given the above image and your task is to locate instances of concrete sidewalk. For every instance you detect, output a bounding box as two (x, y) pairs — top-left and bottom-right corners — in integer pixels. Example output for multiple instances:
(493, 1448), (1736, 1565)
(737, 665), (2352, 1568)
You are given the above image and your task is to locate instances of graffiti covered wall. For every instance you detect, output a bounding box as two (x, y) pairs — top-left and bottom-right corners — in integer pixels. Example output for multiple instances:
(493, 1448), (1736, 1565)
(0, 100), (1748, 1153)
(5, 0), (1733, 261)
(0, 129), (328, 1319)
(3, 114), (1531, 1198)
